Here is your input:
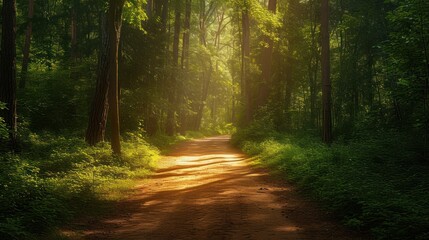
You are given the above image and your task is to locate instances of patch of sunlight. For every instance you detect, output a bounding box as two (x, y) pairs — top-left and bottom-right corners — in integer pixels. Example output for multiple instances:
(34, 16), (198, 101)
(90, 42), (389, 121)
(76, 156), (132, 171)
(275, 226), (302, 232)
(144, 199), (164, 206)
(246, 173), (265, 177)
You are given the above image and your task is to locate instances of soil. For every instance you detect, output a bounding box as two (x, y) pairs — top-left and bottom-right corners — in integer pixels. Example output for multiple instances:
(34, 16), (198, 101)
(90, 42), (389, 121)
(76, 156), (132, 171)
(70, 136), (368, 240)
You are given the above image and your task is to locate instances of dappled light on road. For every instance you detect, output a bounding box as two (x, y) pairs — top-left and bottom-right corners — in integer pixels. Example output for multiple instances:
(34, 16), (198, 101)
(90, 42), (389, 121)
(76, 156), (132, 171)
(82, 136), (362, 240)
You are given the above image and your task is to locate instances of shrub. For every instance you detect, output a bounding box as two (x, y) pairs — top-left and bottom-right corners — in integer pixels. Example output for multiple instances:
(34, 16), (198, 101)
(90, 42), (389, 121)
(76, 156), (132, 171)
(234, 128), (429, 240)
(0, 132), (160, 239)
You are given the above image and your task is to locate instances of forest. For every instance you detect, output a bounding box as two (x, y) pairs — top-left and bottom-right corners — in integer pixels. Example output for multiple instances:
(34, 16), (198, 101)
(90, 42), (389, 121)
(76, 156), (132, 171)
(0, 0), (428, 239)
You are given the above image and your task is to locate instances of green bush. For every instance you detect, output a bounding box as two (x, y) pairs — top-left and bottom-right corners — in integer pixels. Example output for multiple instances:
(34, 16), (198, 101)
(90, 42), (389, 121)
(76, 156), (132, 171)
(0, 132), (160, 239)
(234, 128), (429, 240)
(0, 155), (68, 239)
(19, 64), (93, 132)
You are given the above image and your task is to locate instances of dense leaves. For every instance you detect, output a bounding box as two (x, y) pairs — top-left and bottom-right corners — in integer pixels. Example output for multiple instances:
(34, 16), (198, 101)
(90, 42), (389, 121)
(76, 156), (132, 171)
(234, 126), (429, 240)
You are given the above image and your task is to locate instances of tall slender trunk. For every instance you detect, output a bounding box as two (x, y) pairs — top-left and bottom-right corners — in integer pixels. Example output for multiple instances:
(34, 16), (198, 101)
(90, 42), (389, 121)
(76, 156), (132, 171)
(241, 6), (251, 125)
(86, 15), (110, 146)
(86, 0), (125, 155)
(178, 0), (191, 133)
(71, 6), (78, 61)
(321, 0), (332, 144)
(0, 0), (18, 149)
(284, 57), (293, 129)
(161, 0), (169, 33)
(309, 0), (318, 128)
(195, 62), (213, 130)
(19, 0), (34, 89)
(181, 0), (191, 70)
(107, 0), (125, 154)
(166, 0), (181, 135)
(146, 0), (153, 19)
(259, 0), (277, 108)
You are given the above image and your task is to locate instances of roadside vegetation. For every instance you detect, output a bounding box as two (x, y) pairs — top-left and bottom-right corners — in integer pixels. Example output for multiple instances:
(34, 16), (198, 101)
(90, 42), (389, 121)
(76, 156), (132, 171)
(0, 112), (230, 239)
(0, 131), (160, 239)
(233, 122), (429, 240)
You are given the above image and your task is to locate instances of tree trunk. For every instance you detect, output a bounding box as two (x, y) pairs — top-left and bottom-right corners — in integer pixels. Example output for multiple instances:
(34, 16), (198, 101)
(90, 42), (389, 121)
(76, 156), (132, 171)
(71, 6), (78, 61)
(241, 7), (251, 125)
(86, 15), (110, 146)
(258, 0), (277, 108)
(181, 0), (191, 70)
(0, 0), (18, 149)
(321, 0), (332, 144)
(309, 0), (318, 128)
(19, 0), (34, 89)
(161, 0), (169, 33)
(107, 0), (125, 155)
(146, 0), (153, 19)
(178, 0), (191, 133)
(166, 0), (181, 135)
(284, 57), (293, 130)
(195, 62), (212, 130)
(86, 0), (125, 155)
(193, 0), (216, 131)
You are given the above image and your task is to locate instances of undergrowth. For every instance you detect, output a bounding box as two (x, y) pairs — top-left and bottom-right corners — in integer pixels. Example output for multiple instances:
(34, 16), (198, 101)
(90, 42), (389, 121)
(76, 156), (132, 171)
(233, 124), (429, 240)
(0, 132), (161, 240)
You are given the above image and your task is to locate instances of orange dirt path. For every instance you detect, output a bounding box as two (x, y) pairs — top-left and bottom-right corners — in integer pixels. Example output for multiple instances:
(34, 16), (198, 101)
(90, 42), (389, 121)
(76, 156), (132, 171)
(82, 136), (365, 240)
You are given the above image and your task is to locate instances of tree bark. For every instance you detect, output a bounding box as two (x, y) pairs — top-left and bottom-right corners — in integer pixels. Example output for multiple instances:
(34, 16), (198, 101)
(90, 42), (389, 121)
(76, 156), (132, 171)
(107, 0), (125, 155)
(181, 0), (191, 70)
(0, 0), (18, 148)
(71, 5), (78, 61)
(308, 0), (318, 128)
(86, 0), (125, 155)
(194, 62), (213, 130)
(193, 0), (215, 131)
(146, 0), (153, 19)
(86, 15), (110, 146)
(321, 0), (332, 144)
(19, 0), (34, 89)
(178, 0), (192, 133)
(258, 0), (277, 108)
(166, 0), (181, 135)
(241, 6), (251, 125)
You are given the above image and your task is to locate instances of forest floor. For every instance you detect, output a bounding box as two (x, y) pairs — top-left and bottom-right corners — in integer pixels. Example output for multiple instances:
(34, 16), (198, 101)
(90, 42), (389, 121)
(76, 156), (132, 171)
(63, 136), (367, 240)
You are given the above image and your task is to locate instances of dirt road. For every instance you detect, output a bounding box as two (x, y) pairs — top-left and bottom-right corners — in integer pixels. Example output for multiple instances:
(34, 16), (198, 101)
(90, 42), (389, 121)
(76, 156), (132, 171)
(81, 136), (364, 240)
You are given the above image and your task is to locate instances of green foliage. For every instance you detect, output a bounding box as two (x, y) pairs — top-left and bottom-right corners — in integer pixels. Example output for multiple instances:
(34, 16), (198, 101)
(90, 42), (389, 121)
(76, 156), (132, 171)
(0, 155), (68, 239)
(19, 63), (94, 132)
(0, 102), (8, 140)
(0, 133), (160, 239)
(234, 127), (429, 240)
(124, 0), (147, 29)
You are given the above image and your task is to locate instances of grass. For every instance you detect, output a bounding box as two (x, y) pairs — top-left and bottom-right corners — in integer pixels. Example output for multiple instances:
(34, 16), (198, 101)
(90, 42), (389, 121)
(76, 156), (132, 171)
(233, 126), (429, 240)
(0, 128), (221, 240)
(0, 131), (164, 240)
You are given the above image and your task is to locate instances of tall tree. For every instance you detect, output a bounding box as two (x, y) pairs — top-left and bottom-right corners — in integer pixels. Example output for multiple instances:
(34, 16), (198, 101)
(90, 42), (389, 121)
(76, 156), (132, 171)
(70, 1), (78, 61)
(0, 0), (18, 148)
(178, 0), (192, 133)
(181, 0), (192, 70)
(165, 0), (181, 135)
(86, 15), (110, 146)
(258, 0), (277, 108)
(193, 0), (215, 131)
(321, 0), (332, 143)
(241, 3), (251, 125)
(19, 0), (35, 89)
(86, 0), (125, 154)
(107, 0), (125, 154)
